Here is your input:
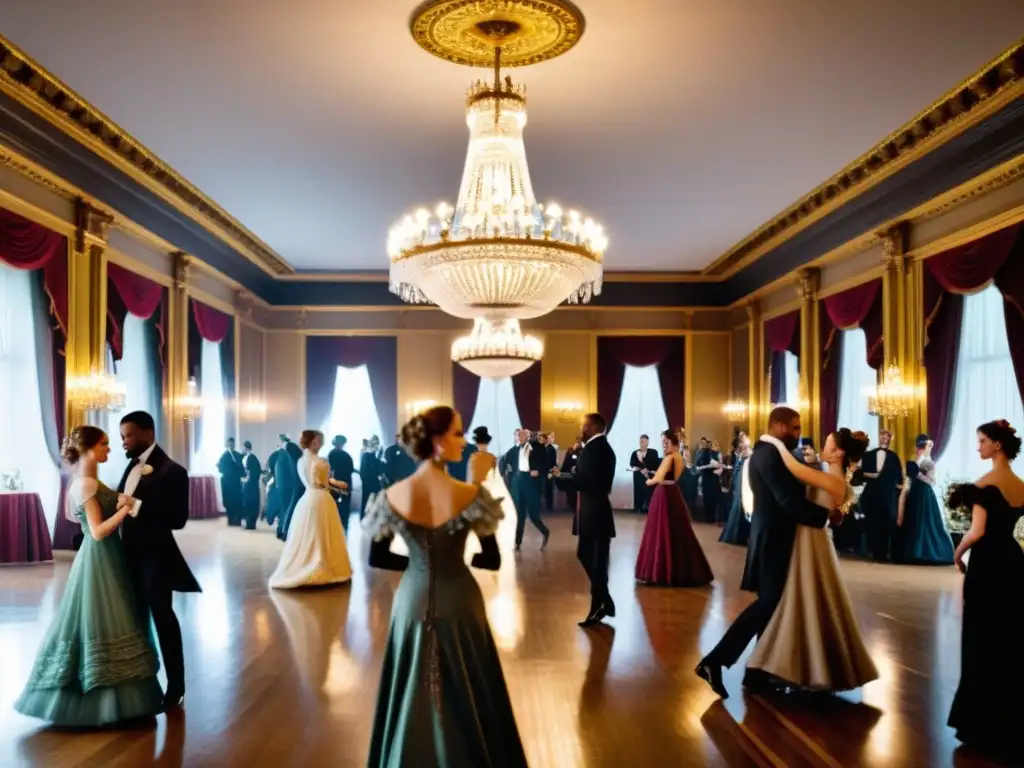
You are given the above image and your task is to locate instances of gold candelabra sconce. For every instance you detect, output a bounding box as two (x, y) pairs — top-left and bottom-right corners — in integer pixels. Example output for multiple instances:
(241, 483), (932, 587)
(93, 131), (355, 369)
(867, 360), (915, 419)
(179, 377), (204, 422)
(722, 400), (749, 423)
(553, 400), (583, 423)
(67, 369), (126, 413)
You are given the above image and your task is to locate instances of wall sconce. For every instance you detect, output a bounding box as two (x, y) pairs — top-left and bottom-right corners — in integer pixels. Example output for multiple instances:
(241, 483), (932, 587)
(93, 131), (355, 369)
(553, 400), (584, 423)
(241, 399), (267, 422)
(406, 400), (437, 417)
(722, 400), (748, 423)
(179, 377), (204, 422)
(67, 370), (126, 413)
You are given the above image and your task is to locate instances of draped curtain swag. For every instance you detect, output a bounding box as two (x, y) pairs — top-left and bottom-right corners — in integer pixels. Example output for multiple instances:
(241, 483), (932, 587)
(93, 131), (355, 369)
(188, 298), (235, 450)
(923, 223), (1024, 459)
(306, 336), (398, 441)
(106, 263), (167, 367)
(764, 310), (800, 405)
(597, 336), (685, 433)
(511, 363), (542, 431)
(452, 362), (481, 428)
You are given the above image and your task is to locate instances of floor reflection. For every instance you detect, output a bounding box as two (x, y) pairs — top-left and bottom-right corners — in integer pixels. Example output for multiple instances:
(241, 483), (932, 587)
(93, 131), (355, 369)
(269, 586), (351, 696)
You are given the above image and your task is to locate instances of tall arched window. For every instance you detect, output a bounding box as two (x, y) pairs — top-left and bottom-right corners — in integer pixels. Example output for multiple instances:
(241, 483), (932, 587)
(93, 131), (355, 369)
(836, 328), (879, 438)
(320, 364), (385, 504)
(466, 377), (522, 460)
(606, 365), (670, 510)
(102, 314), (160, 486)
(192, 339), (226, 475)
(938, 284), (1024, 483)
(0, 264), (59, 529)
(782, 351), (800, 407)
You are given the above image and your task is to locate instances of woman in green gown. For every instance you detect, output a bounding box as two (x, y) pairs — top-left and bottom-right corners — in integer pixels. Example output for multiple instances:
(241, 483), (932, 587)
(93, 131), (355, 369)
(363, 406), (528, 767)
(15, 426), (163, 727)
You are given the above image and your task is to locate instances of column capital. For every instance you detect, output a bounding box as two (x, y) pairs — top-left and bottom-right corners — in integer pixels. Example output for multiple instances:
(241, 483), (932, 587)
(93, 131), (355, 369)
(878, 221), (909, 271)
(796, 268), (820, 303)
(745, 299), (761, 323)
(235, 289), (254, 319)
(171, 251), (193, 290)
(74, 198), (113, 252)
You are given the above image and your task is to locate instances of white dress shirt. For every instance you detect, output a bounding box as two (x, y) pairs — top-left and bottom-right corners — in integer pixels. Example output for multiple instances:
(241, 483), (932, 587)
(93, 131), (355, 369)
(124, 442), (158, 516)
(518, 443), (532, 472)
(875, 448), (886, 473)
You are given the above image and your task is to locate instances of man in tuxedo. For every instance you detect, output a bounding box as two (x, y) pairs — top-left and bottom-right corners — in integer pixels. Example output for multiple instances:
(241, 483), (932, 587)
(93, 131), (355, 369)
(240, 440), (262, 530)
(543, 433), (558, 510)
(574, 412), (617, 627)
(217, 438), (245, 526)
(859, 429), (903, 562)
(359, 438), (384, 518)
(117, 410), (200, 711)
(327, 435), (355, 523)
(510, 428), (550, 551)
(499, 429), (521, 481)
(555, 436), (583, 511)
(384, 432), (417, 485)
(695, 406), (836, 699)
(629, 434), (660, 513)
(276, 435), (303, 541)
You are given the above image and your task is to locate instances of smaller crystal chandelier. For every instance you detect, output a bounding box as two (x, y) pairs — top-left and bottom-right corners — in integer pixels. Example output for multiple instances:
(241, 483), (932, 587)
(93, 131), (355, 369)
(867, 360), (915, 418)
(179, 377), (204, 422)
(241, 399), (267, 422)
(452, 317), (543, 379)
(67, 370), (126, 412)
(722, 400), (748, 423)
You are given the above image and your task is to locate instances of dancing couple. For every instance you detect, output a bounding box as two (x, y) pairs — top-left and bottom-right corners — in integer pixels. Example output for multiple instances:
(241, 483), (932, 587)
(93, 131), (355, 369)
(16, 411), (199, 726)
(696, 406), (878, 697)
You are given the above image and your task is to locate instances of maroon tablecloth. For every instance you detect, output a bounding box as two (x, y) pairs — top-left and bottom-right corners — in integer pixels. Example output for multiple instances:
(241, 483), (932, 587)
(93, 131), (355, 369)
(189, 475), (223, 520)
(0, 492), (54, 565)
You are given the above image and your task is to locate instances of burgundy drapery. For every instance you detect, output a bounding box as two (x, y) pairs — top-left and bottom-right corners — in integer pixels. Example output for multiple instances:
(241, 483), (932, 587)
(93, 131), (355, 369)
(106, 262), (167, 366)
(818, 279), (884, 438)
(596, 336), (685, 433)
(764, 310), (800, 405)
(0, 207), (72, 548)
(306, 336), (398, 440)
(923, 223), (1024, 458)
(511, 363), (542, 430)
(187, 298), (235, 450)
(452, 363), (481, 427)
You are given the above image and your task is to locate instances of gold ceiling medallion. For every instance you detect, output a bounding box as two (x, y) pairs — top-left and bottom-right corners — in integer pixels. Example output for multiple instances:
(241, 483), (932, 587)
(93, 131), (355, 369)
(409, 0), (586, 68)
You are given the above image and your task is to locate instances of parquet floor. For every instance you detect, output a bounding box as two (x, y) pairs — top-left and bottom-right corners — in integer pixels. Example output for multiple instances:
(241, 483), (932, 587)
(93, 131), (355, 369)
(0, 513), (1002, 767)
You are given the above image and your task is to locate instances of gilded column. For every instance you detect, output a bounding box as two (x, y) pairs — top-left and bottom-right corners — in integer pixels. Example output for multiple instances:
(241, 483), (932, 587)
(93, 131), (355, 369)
(880, 223), (918, 458)
(66, 200), (113, 428)
(166, 252), (192, 465)
(746, 301), (762, 434)
(797, 268), (821, 447)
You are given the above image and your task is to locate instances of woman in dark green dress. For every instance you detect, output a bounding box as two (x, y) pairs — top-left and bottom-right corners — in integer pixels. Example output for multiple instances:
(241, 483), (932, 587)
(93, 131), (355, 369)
(363, 405), (528, 768)
(15, 426), (163, 727)
(719, 437), (751, 546)
(896, 434), (953, 565)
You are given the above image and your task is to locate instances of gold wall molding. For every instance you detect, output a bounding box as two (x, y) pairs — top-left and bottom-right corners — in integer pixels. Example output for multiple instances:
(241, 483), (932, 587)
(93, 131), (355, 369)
(0, 143), (75, 201)
(704, 37), (1024, 279)
(797, 268), (821, 446)
(911, 154), (1024, 224)
(0, 34), (292, 278)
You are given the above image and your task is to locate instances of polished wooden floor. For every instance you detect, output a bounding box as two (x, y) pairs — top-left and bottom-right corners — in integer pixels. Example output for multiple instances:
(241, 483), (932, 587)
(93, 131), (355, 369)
(0, 513), (1002, 767)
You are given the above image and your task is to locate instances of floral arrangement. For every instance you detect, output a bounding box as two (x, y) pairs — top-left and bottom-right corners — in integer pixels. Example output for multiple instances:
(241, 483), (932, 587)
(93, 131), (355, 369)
(941, 476), (973, 533)
(0, 470), (23, 492)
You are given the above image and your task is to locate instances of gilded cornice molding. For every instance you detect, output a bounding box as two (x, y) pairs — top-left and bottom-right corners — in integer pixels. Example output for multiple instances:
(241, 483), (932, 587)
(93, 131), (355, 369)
(704, 37), (1024, 278)
(0, 34), (292, 277)
(0, 144), (75, 201)
(913, 155), (1024, 223)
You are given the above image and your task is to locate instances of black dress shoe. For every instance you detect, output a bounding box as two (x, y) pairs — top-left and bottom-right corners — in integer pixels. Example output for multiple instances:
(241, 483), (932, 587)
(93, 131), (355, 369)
(603, 597), (616, 618)
(695, 660), (729, 699)
(541, 532), (550, 550)
(578, 600), (614, 627)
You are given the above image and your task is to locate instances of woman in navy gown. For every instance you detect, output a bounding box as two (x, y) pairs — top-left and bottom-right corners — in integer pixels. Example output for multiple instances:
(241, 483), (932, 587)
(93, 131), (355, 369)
(719, 434), (751, 546)
(896, 434), (953, 565)
(946, 420), (1024, 764)
(635, 429), (713, 587)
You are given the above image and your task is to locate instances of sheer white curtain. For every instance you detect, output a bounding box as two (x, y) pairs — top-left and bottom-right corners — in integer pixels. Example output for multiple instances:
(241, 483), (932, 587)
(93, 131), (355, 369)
(191, 339), (226, 475)
(320, 365), (385, 505)
(837, 328), (880, 438)
(466, 377), (522, 460)
(782, 351), (800, 407)
(937, 284), (1024, 484)
(102, 315), (159, 486)
(0, 265), (60, 530)
(606, 365), (670, 510)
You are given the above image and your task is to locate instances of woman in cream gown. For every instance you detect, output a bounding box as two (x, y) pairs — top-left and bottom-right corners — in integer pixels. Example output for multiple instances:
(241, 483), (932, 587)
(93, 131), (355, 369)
(269, 430), (352, 589)
(468, 427), (518, 528)
(746, 428), (879, 692)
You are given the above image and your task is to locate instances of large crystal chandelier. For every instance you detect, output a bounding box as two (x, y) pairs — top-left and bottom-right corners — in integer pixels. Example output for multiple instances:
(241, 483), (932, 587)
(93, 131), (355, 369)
(67, 370), (126, 413)
(390, 0), (602, 375)
(867, 360), (915, 419)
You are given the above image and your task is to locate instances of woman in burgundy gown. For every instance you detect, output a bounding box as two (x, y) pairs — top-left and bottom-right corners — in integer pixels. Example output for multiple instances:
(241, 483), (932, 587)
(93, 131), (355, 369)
(635, 429), (714, 587)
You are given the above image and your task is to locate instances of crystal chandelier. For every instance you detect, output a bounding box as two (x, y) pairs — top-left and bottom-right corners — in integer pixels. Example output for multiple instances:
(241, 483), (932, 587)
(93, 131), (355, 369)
(67, 370), (126, 412)
(388, 5), (604, 321)
(452, 317), (543, 379)
(722, 400), (748, 423)
(179, 377), (204, 422)
(867, 360), (915, 419)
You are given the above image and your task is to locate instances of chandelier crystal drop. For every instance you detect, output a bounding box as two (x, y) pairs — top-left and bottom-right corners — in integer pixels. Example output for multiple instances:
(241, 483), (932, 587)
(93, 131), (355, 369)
(388, 47), (605, 320)
(67, 370), (126, 413)
(867, 360), (915, 419)
(451, 317), (543, 379)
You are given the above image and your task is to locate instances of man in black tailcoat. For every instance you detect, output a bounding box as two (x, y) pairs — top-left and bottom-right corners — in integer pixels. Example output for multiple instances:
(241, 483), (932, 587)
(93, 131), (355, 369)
(695, 406), (836, 699)
(509, 428), (550, 550)
(276, 436), (303, 541)
(116, 410), (200, 711)
(217, 438), (245, 526)
(240, 440), (262, 530)
(573, 413), (617, 627)
(859, 429), (903, 562)
(327, 435), (355, 523)
(384, 432), (418, 485)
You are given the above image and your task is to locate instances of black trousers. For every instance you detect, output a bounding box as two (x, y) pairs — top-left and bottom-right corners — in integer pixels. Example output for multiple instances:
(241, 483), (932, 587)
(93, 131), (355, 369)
(242, 486), (260, 529)
(511, 472), (548, 545)
(544, 476), (555, 510)
(134, 572), (185, 696)
(577, 534), (611, 610)
(704, 582), (785, 668)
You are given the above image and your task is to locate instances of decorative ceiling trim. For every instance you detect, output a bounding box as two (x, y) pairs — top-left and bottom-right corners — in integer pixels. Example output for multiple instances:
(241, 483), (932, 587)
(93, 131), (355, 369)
(0, 33), (293, 277)
(703, 36), (1024, 278)
(275, 269), (714, 283)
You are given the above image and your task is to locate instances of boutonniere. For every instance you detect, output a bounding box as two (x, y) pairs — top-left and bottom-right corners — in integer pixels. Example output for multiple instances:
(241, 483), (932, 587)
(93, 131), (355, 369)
(140, 464), (154, 477)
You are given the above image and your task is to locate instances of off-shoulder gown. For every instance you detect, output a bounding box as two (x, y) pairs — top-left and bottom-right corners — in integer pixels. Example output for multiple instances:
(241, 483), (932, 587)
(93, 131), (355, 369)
(362, 487), (527, 767)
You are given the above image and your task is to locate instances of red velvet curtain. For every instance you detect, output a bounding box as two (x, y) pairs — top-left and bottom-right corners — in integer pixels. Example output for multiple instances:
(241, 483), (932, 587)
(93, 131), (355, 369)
(511, 362), (543, 430)
(597, 336), (685, 433)
(764, 310), (800, 405)
(923, 223), (1024, 457)
(819, 279), (883, 437)
(306, 336), (398, 440)
(452, 363), (481, 426)
(106, 262), (166, 366)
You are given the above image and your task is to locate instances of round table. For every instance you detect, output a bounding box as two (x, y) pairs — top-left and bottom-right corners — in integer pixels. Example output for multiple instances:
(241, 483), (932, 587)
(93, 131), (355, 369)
(0, 491), (54, 565)
(189, 475), (223, 520)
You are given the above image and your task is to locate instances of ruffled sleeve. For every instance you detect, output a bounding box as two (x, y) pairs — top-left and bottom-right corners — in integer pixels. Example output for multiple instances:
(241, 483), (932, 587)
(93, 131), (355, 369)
(462, 484), (505, 536)
(361, 492), (409, 571)
(70, 477), (99, 507)
(947, 482), (987, 513)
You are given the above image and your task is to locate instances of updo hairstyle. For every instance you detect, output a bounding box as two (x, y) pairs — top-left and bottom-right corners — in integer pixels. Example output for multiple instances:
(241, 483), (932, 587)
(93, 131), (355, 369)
(832, 428), (870, 469)
(61, 425), (106, 465)
(915, 433), (931, 450)
(299, 429), (324, 450)
(401, 405), (457, 461)
(978, 419), (1022, 461)
(661, 428), (680, 446)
